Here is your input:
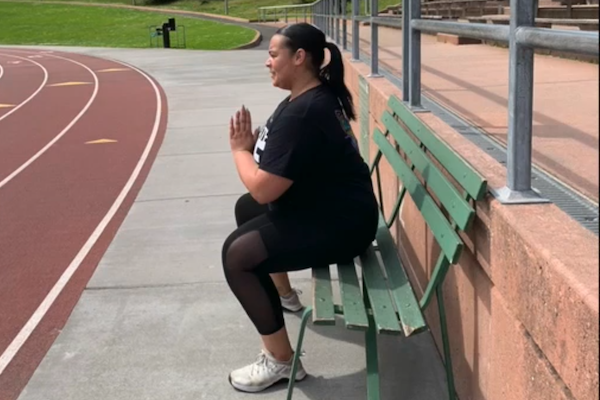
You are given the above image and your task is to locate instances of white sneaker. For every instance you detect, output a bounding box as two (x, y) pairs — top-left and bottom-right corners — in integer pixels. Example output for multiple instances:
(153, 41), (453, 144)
(280, 289), (304, 312)
(229, 350), (307, 393)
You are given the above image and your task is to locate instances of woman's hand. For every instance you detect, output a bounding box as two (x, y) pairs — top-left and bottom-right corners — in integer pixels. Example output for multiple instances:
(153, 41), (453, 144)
(229, 106), (255, 153)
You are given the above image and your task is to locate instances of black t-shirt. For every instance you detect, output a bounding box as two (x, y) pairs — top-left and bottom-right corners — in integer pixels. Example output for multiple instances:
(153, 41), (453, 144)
(252, 84), (377, 220)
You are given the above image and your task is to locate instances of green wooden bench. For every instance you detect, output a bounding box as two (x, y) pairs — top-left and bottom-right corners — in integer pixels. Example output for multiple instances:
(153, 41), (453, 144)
(285, 94), (487, 400)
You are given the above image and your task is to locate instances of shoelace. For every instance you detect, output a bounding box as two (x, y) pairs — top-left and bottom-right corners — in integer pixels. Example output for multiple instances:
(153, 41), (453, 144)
(250, 352), (276, 377)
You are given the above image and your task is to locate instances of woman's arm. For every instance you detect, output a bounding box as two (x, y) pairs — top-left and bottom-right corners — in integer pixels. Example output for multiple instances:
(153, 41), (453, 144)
(232, 150), (293, 204)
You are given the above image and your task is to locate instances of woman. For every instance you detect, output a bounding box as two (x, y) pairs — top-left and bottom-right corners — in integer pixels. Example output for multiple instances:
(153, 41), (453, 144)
(223, 22), (379, 393)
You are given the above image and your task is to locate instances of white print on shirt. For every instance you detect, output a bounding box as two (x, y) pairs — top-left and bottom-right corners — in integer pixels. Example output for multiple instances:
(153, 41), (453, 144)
(253, 125), (269, 163)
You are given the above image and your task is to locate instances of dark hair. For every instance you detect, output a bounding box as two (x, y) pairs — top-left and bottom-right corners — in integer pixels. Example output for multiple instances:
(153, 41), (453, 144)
(276, 23), (356, 121)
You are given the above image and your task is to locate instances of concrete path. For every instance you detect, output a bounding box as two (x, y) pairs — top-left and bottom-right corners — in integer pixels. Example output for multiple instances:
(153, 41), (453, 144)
(349, 24), (599, 203)
(13, 46), (448, 400)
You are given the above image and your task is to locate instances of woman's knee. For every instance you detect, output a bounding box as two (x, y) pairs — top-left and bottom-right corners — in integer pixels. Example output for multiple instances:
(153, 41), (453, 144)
(222, 230), (267, 274)
(221, 231), (241, 272)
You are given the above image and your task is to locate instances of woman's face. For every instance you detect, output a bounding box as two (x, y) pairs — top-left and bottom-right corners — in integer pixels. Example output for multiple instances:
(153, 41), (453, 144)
(265, 34), (304, 90)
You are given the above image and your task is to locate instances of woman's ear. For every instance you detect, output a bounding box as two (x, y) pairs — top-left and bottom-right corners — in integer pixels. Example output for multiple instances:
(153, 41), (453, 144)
(294, 48), (307, 66)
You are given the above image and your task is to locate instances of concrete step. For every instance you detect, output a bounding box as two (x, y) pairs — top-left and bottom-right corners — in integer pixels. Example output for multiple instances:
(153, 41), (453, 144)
(503, 4), (598, 18)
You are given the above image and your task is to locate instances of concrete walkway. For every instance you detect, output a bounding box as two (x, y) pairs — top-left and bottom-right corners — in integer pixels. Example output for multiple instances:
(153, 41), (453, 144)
(14, 46), (448, 400)
(349, 24), (599, 203)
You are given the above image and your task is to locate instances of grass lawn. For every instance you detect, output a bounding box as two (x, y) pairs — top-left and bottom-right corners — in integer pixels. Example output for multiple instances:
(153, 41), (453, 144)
(152, 0), (402, 20)
(15, 0), (402, 21)
(0, 1), (258, 49)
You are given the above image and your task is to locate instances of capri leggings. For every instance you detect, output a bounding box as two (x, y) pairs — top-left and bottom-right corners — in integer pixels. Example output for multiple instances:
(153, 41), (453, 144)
(222, 193), (377, 336)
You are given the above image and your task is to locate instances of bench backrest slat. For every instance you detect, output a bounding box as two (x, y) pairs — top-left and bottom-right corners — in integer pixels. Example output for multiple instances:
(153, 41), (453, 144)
(388, 96), (487, 201)
(381, 110), (475, 231)
(373, 128), (464, 264)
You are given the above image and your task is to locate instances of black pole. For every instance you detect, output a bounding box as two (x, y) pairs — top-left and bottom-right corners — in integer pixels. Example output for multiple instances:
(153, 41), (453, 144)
(162, 22), (171, 48)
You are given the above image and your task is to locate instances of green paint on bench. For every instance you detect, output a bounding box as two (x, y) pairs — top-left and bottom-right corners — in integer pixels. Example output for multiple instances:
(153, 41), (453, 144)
(312, 267), (335, 325)
(388, 96), (488, 201)
(381, 111), (475, 231)
(337, 262), (369, 330)
(360, 246), (403, 334)
(373, 128), (464, 264)
(375, 214), (427, 336)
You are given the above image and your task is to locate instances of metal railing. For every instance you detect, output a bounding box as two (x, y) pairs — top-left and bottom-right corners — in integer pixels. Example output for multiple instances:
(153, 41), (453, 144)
(257, 0), (599, 205)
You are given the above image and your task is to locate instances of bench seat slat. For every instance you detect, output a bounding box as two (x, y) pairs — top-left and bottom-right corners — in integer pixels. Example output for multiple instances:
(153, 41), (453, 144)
(312, 267), (335, 325)
(360, 246), (402, 334)
(337, 261), (369, 330)
(375, 214), (427, 337)
(382, 111), (475, 231)
(373, 128), (464, 264)
(388, 96), (487, 201)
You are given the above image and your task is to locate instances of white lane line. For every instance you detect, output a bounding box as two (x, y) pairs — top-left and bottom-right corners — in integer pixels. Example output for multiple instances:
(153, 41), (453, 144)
(0, 56), (163, 376)
(0, 53), (48, 123)
(0, 54), (99, 189)
(0, 64), (4, 80)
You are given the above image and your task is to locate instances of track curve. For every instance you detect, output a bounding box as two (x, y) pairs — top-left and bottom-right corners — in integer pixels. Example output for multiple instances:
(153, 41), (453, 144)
(0, 47), (168, 400)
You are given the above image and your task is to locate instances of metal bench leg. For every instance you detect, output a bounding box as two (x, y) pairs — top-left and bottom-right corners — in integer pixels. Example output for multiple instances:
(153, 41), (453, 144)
(363, 286), (380, 400)
(286, 306), (313, 400)
(437, 285), (456, 400)
(365, 316), (381, 400)
(362, 275), (381, 400)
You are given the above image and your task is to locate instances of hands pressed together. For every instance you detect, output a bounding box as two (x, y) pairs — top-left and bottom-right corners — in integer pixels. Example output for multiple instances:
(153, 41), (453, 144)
(229, 106), (258, 153)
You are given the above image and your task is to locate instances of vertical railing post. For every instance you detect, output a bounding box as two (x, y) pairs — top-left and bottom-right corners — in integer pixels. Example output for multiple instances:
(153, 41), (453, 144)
(409, 0), (422, 108)
(369, 0), (380, 76)
(324, 0), (329, 36)
(494, 0), (547, 203)
(319, 0), (325, 32)
(324, 0), (328, 36)
(321, 2), (325, 30)
(352, 0), (360, 60)
(335, 0), (341, 44)
(330, 0), (335, 38)
(317, 3), (321, 30)
(402, 0), (410, 102)
(342, 0), (348, 50)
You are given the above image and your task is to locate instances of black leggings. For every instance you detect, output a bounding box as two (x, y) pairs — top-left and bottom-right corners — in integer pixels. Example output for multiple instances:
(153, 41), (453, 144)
(222, 193), (377, 336)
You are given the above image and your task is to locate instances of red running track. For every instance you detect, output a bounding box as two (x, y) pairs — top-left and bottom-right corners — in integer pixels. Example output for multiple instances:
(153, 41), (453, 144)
(0, 48), (168, 400)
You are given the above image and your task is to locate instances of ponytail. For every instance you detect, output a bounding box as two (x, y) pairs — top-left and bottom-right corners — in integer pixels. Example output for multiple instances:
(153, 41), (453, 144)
(321, 42), (356, 121)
